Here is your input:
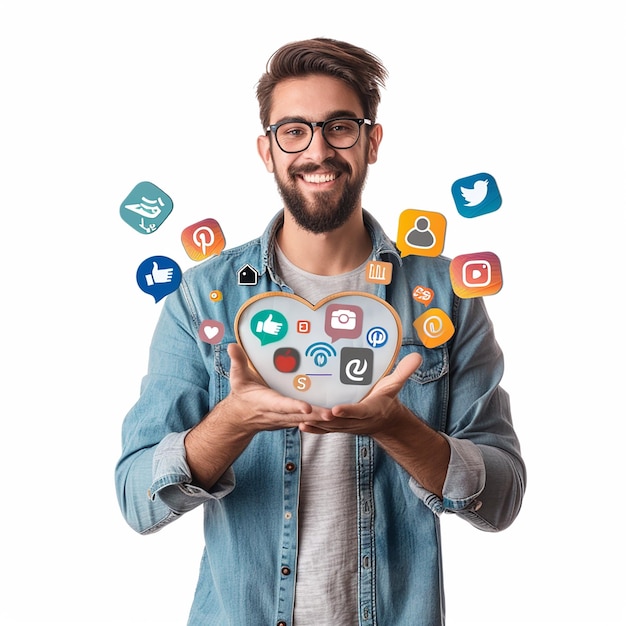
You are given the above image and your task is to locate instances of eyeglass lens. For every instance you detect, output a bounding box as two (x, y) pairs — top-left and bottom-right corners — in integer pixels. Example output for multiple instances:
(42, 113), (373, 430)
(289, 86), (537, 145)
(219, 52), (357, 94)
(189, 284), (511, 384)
(275, 119), (362, 152)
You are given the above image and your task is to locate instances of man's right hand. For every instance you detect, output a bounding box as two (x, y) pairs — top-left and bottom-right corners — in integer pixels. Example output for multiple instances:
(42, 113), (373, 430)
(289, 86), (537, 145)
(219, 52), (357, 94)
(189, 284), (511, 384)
(184, 343), (327, 491)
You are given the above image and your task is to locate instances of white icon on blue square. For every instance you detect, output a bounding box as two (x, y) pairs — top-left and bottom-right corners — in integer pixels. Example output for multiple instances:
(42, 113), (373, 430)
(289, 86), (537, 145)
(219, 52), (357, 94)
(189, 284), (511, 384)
(451, 173), (502, 218)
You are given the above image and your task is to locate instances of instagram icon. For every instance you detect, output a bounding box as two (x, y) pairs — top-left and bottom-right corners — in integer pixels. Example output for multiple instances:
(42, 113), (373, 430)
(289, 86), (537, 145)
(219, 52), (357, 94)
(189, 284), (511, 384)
(450, 252), (502, 298)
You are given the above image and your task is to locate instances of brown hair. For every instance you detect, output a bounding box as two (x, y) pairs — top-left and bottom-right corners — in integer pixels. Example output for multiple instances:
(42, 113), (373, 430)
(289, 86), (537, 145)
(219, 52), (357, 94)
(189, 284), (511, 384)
(256, 38), (388, 129)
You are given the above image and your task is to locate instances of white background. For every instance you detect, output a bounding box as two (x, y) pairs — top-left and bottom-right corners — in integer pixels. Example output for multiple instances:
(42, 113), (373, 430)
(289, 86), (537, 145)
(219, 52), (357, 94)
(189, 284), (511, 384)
(1, 1), (624, 624)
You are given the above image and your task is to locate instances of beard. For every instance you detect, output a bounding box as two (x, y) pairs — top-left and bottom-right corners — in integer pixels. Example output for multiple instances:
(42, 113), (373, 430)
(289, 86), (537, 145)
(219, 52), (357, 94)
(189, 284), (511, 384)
(273, 156), (368, 234)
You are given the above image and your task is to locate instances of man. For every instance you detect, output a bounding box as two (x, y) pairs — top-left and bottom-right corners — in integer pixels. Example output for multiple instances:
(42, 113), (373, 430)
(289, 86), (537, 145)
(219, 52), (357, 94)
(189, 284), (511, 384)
(116, 38), (525, 625)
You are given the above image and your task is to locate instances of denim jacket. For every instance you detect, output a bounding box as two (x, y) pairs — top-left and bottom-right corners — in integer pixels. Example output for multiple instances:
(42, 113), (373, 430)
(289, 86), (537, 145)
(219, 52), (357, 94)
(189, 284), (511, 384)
(115, 210), (525, 626)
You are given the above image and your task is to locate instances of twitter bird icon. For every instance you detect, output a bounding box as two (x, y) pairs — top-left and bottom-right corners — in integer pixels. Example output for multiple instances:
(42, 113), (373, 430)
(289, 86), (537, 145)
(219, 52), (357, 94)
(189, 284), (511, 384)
(451, 173), (502, 218)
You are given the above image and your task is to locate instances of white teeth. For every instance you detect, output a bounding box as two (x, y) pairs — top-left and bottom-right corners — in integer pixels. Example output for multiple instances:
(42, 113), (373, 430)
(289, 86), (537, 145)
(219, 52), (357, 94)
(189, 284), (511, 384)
(302, 172), (337, 184)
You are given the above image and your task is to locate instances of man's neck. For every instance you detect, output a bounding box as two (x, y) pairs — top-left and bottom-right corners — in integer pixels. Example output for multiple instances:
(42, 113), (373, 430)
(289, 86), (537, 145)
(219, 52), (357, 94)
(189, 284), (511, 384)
(276, 209), (372, 276)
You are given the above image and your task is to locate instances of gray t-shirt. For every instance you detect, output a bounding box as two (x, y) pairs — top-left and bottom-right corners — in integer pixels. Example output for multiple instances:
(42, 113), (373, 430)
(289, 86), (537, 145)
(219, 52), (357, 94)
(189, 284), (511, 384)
(274, 245), (375, 625)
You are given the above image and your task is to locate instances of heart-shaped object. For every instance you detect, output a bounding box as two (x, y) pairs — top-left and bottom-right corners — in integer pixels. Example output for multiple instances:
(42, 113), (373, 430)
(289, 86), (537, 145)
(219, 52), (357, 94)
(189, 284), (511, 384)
(235, 291), (402, 408)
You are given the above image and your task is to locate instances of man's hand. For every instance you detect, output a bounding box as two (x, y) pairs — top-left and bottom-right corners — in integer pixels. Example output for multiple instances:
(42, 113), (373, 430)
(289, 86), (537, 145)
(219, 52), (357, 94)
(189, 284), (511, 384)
(185, 343), (330, 491)
(299, 352), (423, 436)
(299, 351), (450, 497)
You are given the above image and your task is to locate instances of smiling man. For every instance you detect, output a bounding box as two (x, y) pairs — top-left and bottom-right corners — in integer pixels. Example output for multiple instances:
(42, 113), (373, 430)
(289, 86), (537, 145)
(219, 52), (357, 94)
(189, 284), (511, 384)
(116, 38), (526, 626)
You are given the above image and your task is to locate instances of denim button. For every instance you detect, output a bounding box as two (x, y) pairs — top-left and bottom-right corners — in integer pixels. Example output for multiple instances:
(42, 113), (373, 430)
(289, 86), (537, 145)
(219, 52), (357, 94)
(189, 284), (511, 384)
(285, 462), (296, 472)
(281, 566), (291, 576)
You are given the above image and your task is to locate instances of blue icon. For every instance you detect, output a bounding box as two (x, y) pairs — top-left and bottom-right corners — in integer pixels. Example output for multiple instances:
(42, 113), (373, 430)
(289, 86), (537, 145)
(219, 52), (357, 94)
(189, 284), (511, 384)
(305, 342), (337, 367)
(136, 255), (182, 303)
(120, 181), (173, 234)
(451, 173), (502, 218)
(366, 327), (388, 348)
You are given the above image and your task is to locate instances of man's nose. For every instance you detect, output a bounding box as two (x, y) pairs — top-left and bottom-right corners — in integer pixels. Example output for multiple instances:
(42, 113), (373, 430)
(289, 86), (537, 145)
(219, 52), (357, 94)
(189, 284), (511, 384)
(304, 126), (335, 161)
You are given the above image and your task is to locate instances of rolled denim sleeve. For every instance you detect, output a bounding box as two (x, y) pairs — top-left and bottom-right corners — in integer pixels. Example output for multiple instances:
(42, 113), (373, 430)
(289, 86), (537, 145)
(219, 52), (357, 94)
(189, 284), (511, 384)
(151, 431), (235, 513)
(409, 435), (485, 516)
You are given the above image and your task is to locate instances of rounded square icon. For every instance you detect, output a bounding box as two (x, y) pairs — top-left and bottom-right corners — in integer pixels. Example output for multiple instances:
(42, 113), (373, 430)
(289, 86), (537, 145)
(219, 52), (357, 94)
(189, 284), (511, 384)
(181, 218), (226, 261)
(449, 252), (503, 298)
(397, 209), (446, 257)
(413, 308), (455, 349)
(120, 181), (173, 234)
(451, 173), (502, 218)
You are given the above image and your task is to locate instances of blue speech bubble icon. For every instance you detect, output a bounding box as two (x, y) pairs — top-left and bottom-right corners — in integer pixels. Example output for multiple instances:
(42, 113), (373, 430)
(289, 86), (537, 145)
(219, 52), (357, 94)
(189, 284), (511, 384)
(136, 255), (182, 303)
(120, 181), (174, 234)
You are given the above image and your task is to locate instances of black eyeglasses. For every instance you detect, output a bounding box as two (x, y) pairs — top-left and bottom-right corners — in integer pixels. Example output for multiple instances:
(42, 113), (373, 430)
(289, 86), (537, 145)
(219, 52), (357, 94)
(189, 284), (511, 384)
(266, 117), (372, 154)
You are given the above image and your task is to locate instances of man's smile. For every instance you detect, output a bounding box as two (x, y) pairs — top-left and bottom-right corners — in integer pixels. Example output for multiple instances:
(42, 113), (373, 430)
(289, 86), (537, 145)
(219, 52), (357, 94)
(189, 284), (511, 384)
(300, 171), (339, 184)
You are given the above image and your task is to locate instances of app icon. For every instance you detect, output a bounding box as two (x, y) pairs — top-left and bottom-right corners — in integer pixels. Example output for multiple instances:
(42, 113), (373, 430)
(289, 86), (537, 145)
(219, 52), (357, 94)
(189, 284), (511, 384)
(413, 308), (455, 349)
(451, 173), (502, 218)
(397, 209), (446, 257)
(209, 290), (223, 302)
(120, 181), (173, 234)
(450, 252), (503, 298)
(365, 260), (393, 284)
(250, 309), (288, 346)
(325, 304), (363, 342)
(297, 320), (311, 333)
(181, 218), (226, 261)
(340, 348), (374, 385)
(412, 285), (434, 307)
(199, 320), (225, 344)
(273, 347), (301, 373)
(293, 374), (311, 392)
(305, 342), (337, 367)
(366, 327), (389, 348)
(136, 255), (182, 303)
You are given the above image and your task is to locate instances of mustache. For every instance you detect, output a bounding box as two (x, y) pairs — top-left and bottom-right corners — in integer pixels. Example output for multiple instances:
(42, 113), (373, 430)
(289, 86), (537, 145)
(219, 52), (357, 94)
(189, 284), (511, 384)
(288, 158), (351, 177)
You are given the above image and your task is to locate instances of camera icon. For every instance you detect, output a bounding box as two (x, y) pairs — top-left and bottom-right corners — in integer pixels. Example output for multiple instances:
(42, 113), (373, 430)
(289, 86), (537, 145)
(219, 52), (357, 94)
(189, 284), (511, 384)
(325, 304), (363, 341)
(331, 309), (357, 330)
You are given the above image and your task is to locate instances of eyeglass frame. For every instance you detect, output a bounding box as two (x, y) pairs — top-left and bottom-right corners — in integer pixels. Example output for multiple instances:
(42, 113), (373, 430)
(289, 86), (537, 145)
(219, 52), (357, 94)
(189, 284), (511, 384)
(265, 117), (372, 154)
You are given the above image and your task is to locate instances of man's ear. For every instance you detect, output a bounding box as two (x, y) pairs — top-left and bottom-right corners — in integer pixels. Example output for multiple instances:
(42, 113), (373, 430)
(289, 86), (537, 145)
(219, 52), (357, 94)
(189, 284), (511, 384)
(257, 134), (274, 173)
(367, 124), (383, 164)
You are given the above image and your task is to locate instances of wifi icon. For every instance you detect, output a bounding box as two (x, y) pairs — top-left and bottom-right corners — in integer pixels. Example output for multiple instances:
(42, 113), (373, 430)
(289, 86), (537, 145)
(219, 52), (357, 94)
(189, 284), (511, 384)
(305, 342), (337, 367)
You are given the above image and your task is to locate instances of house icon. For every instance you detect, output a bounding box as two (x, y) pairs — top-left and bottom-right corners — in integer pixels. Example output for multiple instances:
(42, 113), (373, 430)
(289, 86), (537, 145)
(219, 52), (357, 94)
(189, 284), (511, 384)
(237, 264), (259, 286)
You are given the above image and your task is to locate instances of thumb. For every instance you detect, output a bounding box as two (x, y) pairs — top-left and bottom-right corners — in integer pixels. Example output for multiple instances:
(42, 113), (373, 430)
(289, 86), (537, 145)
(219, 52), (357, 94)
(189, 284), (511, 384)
(152, 261), (159, 271)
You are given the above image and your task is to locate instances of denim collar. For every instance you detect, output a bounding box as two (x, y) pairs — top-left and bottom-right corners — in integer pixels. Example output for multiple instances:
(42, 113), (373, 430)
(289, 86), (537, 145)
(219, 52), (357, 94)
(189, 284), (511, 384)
(260, 209), (402, 280)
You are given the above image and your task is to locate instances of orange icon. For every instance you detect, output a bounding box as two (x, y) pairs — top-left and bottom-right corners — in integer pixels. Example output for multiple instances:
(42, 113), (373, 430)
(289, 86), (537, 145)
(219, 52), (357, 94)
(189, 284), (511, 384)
(413, 308), (455, 349)
(397, 209), (446, 258)
(293, 374), (311, 392)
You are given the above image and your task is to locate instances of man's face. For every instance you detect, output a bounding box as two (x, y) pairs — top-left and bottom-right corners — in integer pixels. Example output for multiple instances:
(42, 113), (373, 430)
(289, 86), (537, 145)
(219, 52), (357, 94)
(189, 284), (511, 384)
(257, 74), (382, 234)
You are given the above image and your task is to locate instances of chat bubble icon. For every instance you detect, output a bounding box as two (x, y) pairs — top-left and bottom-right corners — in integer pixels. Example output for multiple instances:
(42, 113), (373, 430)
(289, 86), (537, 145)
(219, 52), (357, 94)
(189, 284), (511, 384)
(325, 304), (363, 342)
(397, 209), (446, 257)
(412, 285), (434, 306)
(250, 309), (288, 346)
(120, 181), (173, 234)
(136, 255), (182, 303)
(181, 218), (226, 261)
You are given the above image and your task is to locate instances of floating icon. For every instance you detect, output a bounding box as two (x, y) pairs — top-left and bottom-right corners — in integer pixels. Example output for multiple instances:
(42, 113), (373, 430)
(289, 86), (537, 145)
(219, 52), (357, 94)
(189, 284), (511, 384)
(397, 209), (446, 257)
(120, 182), (173, 234)
(136, 255), (182, 303)
(451, 173), (502, 218)
(199, 320), (225, 344)
(412, 285), (434, 307)
(365, 260), (393, 284)
(413, 308), (455, 349)
(209, 290), (223, 302)
(181, 218), (226, 261)
(450, 252), (503, 298)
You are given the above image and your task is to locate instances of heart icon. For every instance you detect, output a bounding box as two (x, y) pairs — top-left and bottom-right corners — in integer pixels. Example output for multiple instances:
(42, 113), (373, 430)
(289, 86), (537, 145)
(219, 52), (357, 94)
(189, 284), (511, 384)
(235, 291), (401, 408)
(199, 319), (225, 345)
